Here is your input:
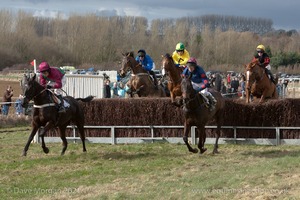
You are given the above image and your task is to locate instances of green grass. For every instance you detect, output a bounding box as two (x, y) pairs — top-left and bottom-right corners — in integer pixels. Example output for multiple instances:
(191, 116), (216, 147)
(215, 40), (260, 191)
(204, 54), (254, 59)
(1, 127), (300, 199)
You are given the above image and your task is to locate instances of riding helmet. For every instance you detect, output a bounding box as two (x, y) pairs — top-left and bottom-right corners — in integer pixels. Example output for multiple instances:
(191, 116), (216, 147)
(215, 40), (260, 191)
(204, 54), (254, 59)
(137, 49), (146, 57)
(256, 44), (265, 52)
(39, 62), (50, 72)
(187, 57), (197, 66)
(176, 42), (185, 51)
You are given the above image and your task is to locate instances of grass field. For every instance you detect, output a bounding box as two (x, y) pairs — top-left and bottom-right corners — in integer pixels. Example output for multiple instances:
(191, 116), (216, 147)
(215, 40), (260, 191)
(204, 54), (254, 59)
(0, 127), (300, 200)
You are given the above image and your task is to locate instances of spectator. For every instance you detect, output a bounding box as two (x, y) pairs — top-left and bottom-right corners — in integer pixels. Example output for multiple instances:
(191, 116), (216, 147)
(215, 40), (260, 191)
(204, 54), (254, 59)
(2, 85), (13, 116)
(15, 94), (24, 116)
(112, 82), (119, 98)
(240, 74), (246, 98)
(118, 82), (126, 98)
(104, 79), (111, 98)
(231, 77), (239, 93)
(276, 80), (283, 98)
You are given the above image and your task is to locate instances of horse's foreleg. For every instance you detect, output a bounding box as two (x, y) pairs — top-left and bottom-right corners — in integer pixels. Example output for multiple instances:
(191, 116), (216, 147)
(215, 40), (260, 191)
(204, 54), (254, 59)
(197, 126), (207, 154)
(22, 126), (39, 156)
(39, 121), (55, 154)
(183, 123), (198, 153)
(40, 134), (49, 154)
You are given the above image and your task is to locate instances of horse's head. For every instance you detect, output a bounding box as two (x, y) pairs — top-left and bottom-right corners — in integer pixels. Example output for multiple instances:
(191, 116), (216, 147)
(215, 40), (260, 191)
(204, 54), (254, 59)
(21, 74), (44, 108)
(181, 73), (196, 101)
(245, 60), (264, 85)
(119, 52), (136, 78)
(161, 53), (173, 69)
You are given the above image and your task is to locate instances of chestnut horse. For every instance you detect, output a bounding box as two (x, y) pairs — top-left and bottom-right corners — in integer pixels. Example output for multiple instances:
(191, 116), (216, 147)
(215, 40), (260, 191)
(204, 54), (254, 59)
(161, 53), (183, 106)
(181, 75), (225, 154)
(119, 53), (166, 97)
(245, 60), (278, 103)
(21, 74), (94, 156)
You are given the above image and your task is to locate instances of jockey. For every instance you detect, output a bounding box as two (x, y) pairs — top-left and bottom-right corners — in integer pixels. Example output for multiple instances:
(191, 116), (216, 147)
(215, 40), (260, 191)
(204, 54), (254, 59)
(135, 49), (158, 89)
(182, 57), (217, 111)
(172, 42), (190, 68)
(252, 44), (275, 84)
(39, 62), (66, 113)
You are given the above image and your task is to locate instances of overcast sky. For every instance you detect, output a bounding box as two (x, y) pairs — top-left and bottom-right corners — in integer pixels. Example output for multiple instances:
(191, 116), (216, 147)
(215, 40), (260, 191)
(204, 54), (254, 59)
(1, 0), (299, 30)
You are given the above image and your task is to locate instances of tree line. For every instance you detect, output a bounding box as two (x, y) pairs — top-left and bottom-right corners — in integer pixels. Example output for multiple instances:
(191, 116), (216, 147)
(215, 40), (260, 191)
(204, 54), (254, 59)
(0, 10), (299, 73)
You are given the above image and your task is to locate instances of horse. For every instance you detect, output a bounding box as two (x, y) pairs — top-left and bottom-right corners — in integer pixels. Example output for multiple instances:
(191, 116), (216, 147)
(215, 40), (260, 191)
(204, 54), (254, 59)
(119, 53), (166, 97)
(21, 74), (94, 156)
(181, 74), (225, 154)
(245, 60), (278, 103)
(161, 53), (183, 106)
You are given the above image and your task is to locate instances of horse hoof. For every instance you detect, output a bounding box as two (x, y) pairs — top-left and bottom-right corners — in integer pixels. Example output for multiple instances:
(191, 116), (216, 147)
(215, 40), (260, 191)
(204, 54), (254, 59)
(200, 148), (207, 154)
(22, 152), (27, 156)
(213, 149), (219, 154)
(192, 148), (198, 153)
(43, 147), (49, 154)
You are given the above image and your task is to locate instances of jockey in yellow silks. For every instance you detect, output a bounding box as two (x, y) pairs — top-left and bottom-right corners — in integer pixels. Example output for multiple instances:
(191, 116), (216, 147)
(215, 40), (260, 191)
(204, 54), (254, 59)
(172, 42), (190, 68)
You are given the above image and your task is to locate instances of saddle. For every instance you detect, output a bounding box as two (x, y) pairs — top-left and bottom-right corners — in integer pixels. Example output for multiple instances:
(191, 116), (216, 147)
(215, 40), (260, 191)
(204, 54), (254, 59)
(47, 91), (70, 109)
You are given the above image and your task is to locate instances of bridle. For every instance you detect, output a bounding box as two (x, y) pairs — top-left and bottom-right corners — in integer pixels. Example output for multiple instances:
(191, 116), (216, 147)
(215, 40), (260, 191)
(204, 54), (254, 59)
(246, 62), (265, 88)
(124, 56), (149, 77)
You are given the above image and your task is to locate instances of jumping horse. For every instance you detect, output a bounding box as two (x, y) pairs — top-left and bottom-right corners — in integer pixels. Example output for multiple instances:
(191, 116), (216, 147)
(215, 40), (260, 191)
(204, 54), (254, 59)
(245, 60), (278, 103)
(161, 53), (183, 106)
(119, 53), (166, 97)
(181, 74), (225, 154)
(21, 74), (94, 156)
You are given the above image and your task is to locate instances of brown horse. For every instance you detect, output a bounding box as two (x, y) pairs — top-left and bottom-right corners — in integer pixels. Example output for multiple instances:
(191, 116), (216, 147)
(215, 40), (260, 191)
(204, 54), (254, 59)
(21, 74), (94, 156)
(161, 53), (183, 106)
(181, 75), (225, 154)
(245, 60), (278, 103)
(119, 53), (166, 97)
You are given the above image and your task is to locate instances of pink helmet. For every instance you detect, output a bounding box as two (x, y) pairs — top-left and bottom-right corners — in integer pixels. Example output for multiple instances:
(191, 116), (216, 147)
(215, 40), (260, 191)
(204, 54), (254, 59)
(39, 62), (50, 72)
(187, 57), (197, 65)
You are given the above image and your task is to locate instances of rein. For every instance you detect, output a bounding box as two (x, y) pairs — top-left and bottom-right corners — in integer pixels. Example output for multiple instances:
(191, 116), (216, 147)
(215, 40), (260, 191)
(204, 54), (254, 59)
(183, 94), (204, 111)
(31, 89), (56, 109)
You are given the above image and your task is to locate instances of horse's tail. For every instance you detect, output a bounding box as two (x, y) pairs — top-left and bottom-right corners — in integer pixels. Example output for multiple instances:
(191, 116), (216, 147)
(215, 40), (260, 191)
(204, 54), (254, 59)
(76, 95), (95, 102)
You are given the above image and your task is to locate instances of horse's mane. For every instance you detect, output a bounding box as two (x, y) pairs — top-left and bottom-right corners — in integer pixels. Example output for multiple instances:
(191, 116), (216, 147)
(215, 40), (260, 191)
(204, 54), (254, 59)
(125, 51), (135, 58)
(164, 53), (172, 58)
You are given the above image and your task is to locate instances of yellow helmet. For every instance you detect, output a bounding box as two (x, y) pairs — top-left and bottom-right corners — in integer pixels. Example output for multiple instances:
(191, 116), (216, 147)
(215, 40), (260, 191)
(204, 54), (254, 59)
(256, 44), (265, 52)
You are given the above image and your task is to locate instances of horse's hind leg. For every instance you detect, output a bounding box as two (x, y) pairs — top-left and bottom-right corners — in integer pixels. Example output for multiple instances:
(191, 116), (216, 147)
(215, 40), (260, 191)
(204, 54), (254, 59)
(213, 114), (222, 154)
(77, 123), (87, 152)
(58, 125), (68, 155)
(22, 126), (39, 156)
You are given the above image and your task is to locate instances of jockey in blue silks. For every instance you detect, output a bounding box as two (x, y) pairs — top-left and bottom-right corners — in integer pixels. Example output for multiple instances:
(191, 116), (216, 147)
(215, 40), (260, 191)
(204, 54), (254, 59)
(135, 49), (158, 88)
(182, 57), (217, 111)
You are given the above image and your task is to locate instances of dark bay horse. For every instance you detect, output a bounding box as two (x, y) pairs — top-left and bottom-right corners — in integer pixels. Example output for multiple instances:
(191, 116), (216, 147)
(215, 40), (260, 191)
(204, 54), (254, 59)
(21, 74), (94, 156)
(245, 60), (278, 103)
(119, 53), (166, 97)
(161, 53), (183, 106)
(181, 75), (225, 154)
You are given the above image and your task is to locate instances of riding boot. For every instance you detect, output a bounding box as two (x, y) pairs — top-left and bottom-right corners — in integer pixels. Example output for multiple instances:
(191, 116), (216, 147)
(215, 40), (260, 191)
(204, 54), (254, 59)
(207, 93), (217, 111)
(266, 68), (276, 84)
(150, 71), (158, 90)
(199, 92), (210, 109)
(58, 95), (66, 113)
